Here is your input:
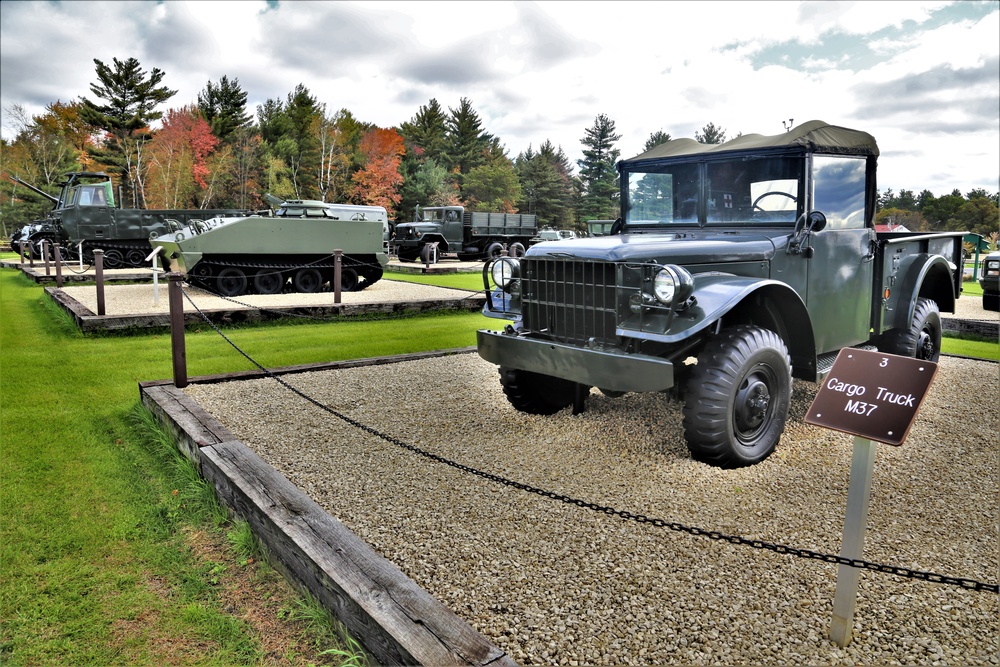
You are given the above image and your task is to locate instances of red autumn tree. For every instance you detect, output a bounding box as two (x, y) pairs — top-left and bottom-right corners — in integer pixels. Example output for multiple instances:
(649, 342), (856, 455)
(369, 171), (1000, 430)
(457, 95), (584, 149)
(145, 106), (219, 208)
(351, 127), (405, 217)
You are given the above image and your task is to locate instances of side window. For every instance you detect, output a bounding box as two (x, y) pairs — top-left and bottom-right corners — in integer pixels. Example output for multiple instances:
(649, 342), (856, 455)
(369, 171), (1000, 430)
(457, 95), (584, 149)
(813, 156), (867, 230)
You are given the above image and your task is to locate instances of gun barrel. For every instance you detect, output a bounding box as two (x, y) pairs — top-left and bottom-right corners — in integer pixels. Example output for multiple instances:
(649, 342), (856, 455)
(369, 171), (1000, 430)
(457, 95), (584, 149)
(7, 174), (59, 205)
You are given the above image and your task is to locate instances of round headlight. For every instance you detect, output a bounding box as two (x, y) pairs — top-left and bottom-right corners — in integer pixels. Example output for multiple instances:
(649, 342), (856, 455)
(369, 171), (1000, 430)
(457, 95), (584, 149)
(653, 268), (677, 304)
(653, 265), (695, 306)
(491, 257), (520, 289)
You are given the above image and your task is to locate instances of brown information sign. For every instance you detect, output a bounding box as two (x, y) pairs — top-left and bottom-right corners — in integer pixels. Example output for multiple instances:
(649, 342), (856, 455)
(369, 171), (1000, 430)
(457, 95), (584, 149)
(805, 348), (938, 446)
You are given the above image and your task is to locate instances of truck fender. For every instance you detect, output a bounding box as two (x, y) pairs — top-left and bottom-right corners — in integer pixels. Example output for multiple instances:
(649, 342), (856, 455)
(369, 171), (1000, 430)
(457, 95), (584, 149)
(884, 254), (956, 330)
(674, 274), (816, 379)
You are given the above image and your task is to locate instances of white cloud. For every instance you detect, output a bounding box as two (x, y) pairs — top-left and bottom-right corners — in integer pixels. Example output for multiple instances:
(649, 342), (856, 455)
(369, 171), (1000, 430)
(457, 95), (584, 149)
(1, 0), (996, 194)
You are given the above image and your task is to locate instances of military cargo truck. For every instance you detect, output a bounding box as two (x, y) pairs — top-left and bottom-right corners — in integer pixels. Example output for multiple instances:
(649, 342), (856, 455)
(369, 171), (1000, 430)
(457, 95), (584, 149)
(8, 172), (246, 267)
(393, 205), (537, 263)
(980, 251), (1000, 311)
(153, 199), (388, 296)
(478, 121), (966, 468)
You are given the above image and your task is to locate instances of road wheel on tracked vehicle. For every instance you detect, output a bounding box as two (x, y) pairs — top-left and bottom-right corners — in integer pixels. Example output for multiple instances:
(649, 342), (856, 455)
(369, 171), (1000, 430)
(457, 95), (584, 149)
(293, 267), (323, 293)
(499, 366), (581, 415)
(253, 269), (285, 294)
(216, 267), (248, 296)
(682, 325), (792, 468)
(338, 268), (359, 292)
(877, 297), (941, 362)
(126, 249), (147, 266)
(103, 249), (124, 269)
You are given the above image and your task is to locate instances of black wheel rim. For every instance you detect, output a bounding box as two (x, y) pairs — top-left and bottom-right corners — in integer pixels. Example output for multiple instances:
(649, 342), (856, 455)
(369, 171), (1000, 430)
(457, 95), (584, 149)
(104, 250), (123, 268)
(255, 271), (282, 294)
(733, 366), (776, 444)
(217, 269), (246, 296)
(296, 269), (321, 292)
(916, 328), (937, 360)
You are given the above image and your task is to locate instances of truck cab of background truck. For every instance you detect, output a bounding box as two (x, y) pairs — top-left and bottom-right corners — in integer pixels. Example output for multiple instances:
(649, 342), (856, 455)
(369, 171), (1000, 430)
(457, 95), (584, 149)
(476, 120), (964, 468)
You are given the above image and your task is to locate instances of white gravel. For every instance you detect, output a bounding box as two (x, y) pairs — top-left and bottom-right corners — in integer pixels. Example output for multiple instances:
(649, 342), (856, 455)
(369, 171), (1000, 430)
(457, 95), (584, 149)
(185, 353), (999, 666)
(57, 278), (479, 315)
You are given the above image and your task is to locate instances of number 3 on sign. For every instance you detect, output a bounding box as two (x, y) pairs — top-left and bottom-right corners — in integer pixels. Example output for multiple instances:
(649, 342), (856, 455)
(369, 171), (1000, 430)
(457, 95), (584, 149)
(880, 358), (888, 368)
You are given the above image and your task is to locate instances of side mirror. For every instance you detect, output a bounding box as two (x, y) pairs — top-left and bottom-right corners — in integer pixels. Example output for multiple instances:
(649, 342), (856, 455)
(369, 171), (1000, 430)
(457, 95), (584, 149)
(807, 210), (827, 232)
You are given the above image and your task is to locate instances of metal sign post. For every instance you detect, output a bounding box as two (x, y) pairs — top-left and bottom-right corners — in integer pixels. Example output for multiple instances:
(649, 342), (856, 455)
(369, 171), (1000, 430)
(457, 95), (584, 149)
(804, 348), (938, 647)
(146, 246), (163, 306)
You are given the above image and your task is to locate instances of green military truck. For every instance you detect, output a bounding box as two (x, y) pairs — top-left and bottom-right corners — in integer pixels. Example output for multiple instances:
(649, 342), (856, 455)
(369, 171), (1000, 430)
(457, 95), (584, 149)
(393, 205), (537, 263)
(980, 251), (1000, 311)
(478, 121), (966, 468)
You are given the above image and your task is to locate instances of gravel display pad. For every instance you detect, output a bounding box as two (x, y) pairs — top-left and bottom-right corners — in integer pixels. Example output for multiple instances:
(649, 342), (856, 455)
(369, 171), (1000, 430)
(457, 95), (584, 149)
(58, 278), (481, 316)
(185, 353), (998, 666)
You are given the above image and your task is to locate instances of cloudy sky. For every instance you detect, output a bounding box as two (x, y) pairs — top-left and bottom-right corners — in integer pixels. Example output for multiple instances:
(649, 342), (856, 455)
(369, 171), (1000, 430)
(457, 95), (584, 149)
(1, 0), (997, 196)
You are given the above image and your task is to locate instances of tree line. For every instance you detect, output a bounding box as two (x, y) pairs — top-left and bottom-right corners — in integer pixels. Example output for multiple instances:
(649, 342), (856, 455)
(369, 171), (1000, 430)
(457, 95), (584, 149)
(2, 56), (996, 246)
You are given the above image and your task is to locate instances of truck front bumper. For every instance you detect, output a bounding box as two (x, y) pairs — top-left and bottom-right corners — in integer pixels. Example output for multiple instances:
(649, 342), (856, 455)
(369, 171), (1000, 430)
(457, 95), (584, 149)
(477, 329), (675, 393)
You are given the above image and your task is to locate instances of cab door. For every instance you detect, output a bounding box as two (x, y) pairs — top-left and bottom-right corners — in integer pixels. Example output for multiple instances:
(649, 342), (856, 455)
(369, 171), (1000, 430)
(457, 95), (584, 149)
(802, 156), (875, 354)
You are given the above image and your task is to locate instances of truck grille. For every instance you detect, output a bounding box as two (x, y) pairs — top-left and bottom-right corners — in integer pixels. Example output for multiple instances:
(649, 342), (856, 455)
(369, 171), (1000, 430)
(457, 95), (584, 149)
(520, 258), (619, 346)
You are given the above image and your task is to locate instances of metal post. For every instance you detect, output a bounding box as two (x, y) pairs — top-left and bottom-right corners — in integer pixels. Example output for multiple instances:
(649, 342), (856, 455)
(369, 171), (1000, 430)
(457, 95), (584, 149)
(42, 240), (50, 275)
(53, 243), (63, 288)
(146, 246), (163, 307)
(78, 241), (84, 271)
(168, 273), (188, 389)
(94, 250), (106, 316)
(333, 249), (342, 304)
(830, 436), (878, 647)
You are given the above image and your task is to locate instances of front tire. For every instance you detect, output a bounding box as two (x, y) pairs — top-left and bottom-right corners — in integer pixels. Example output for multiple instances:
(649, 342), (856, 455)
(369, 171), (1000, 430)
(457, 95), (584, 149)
(498, 367), (580, 415)
(682, 326), (792, 468)
(878, 297), (941, 361)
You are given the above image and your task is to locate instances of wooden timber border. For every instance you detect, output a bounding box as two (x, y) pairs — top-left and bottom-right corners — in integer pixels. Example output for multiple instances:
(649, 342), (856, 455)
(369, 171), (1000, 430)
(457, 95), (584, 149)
(139, 348), (516, 666)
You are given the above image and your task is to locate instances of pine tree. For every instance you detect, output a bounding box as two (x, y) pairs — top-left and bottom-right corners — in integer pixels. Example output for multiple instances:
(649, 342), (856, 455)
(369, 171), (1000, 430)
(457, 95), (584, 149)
(645, 130), (672, 151)
(577, 113), (621, 221)
(399, 99), (449, 164)
(79, 57), (177, 206)
(695, 122), (726, 144)
(445, 98), (494, 195)
(197, 75), (251, 141)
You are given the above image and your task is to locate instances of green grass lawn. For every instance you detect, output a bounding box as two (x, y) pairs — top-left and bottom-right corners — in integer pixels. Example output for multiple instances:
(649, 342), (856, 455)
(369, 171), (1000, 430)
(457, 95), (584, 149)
(2, 258), (995, 664)
(0, 268), (491, 665)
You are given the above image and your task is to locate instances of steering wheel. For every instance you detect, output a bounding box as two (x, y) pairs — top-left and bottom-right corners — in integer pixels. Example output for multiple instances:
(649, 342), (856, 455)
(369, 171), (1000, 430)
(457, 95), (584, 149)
(752, 191), (797, 211)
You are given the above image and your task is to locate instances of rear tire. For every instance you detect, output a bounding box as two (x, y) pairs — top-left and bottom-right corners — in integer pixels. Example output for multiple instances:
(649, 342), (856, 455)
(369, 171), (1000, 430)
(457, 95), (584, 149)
(498, 367), (580, 415)
(983, 292), (999, 312)
(485, 242), (504, 260)
(682, 326), (792, 468)
(878, 297), (941, 361)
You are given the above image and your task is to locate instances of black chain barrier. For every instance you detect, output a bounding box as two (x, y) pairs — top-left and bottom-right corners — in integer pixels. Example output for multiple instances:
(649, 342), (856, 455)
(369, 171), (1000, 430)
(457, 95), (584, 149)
(181, 252), (485, 322)
(180, 285), (998, 594)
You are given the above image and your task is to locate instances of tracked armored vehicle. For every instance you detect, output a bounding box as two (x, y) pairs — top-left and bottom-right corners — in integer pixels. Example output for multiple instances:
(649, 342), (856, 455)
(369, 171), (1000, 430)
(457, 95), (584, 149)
(7, 172), (246, 266)
(153, 200), (389, 296)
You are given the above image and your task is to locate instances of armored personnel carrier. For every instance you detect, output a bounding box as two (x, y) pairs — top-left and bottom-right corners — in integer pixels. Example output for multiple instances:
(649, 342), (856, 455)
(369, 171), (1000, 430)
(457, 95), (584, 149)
(7, 172), (246, 267)
(152, 199), (389, 296)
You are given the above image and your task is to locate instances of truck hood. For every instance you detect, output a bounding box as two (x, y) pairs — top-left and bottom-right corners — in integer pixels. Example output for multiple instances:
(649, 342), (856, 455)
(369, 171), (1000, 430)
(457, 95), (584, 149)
(396, 222), (438, 234)
(527, 230), (786, 264)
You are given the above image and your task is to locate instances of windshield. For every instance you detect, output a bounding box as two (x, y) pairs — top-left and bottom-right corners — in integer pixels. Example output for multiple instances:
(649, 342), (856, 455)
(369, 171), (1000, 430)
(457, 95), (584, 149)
(625, 155), (803, 227)
(420, 208), (461, 223)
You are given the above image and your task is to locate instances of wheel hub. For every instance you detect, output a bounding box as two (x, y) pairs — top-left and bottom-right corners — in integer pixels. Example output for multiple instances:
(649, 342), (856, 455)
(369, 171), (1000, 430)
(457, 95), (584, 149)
(735, 376), (771, 434)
